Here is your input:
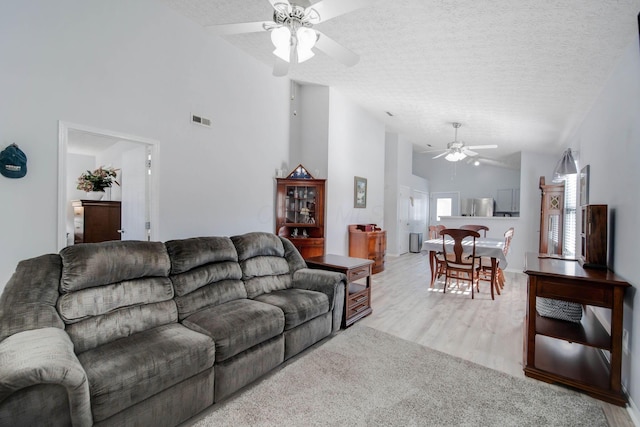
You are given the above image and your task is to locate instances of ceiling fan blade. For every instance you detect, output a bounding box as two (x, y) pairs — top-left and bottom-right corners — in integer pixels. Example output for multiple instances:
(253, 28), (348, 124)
(268, 0), (290, 8)
(273, 57), (289, 77)
(466, 144), (498, 150)
(314, 31), (359, 67)
(462, 149), (479, 157)
(311, 0), (367, 23)
(207, 21), (270, 36)
(432, 151), (449, 160)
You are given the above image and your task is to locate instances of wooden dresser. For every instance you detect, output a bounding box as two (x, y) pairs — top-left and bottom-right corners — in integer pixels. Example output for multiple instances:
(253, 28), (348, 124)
(73, 200), (122, 244)
(348, 224), (386, 274)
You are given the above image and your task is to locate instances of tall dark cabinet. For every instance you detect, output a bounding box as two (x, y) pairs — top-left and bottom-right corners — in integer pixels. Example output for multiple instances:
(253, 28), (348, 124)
(73, 200), (122, 244)
(580, 204), (608, 268)
(539, 176), (564, 255)
(275, 165), (326, 259)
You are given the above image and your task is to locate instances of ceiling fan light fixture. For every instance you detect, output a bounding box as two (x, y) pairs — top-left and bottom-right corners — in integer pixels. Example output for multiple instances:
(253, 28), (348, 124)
(271, 26), (292, 61)
(445, 151), (466, 162)
(296, 27), (317, 63)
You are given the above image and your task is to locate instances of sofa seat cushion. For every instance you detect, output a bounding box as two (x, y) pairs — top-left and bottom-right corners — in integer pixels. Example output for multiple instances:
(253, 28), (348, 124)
(182, 299), (284, 363)
(77, 323), (214, 423)
(254, 288), (329, 330)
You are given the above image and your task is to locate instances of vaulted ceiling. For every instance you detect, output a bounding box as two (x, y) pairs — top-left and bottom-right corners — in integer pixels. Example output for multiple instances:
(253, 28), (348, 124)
(163, 0), (640, 163)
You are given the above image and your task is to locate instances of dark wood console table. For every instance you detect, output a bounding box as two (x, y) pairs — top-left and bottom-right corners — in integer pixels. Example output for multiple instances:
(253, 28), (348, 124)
(523, 253), (629, 406)
(305, 254), (373, 327)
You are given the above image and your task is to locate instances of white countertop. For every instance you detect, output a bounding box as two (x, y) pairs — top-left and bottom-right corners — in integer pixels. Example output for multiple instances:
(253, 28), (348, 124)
(439, 216), (520, 220)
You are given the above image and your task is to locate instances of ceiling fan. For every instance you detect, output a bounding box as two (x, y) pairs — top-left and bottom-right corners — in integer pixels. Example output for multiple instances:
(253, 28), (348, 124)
(429, 123), (498, 162)
(208, 0), (366, 77)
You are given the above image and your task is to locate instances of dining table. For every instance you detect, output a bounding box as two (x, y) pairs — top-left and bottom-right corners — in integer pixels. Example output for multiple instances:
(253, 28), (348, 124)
(422, 237), (507, 297)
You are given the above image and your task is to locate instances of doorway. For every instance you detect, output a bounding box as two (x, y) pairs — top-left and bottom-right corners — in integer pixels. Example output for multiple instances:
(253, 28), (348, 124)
(429, 192), (460, 224)
(57, 121), (159, 250)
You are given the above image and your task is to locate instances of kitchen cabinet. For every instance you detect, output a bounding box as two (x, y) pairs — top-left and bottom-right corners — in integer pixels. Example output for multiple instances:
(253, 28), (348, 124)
(496, 188), (520, 214)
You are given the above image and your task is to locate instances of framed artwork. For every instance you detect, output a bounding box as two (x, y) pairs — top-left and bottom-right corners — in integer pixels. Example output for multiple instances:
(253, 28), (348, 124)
(354, 176), (367, 208)
(580, 165), (590, 206)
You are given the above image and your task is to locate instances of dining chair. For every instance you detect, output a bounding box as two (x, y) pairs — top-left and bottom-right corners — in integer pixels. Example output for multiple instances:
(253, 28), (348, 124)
(428, 224), (446, 239)
(428, 225), (447, 279)
(477, 227), (514, 294)
(498, 227), (514, 287)
(460, 224), (489, 237)
(438, 228), (481, 298)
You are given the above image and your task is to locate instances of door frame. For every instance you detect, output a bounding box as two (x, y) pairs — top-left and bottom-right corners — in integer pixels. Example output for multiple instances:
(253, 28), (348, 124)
(57, 121), (160, 250)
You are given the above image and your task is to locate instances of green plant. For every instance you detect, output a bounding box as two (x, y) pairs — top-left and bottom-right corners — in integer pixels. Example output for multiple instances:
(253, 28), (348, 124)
(76, 166), (120, 192)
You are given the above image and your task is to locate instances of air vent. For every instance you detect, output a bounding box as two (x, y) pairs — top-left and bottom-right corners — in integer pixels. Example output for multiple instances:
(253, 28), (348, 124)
(191, 113), (211, 127)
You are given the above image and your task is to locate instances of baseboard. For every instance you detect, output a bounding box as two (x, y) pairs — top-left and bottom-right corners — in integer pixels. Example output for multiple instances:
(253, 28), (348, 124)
(626, 394), (640, 426)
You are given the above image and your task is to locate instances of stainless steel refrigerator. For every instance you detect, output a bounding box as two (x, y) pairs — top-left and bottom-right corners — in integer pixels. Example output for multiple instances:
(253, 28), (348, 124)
(461, 198), (494, 217)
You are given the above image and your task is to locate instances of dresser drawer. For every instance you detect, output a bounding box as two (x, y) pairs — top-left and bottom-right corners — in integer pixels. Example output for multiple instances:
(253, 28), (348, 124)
(348, 287), (369, 306)
(348, 265), (371, 282)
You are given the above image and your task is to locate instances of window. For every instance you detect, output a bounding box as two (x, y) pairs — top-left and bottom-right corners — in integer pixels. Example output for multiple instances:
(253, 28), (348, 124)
(563, 173), (578, 257)
(436, 198), (452, 221)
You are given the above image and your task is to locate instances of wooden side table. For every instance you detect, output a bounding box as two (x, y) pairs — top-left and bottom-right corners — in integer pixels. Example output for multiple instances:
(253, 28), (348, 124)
(305, 254), (374, 327)
(523, 253), (629, 406)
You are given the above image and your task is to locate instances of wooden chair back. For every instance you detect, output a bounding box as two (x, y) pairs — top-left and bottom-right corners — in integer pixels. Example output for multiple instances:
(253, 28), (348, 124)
(439, 228), (480, 267)
(428, 225), (445, 239)
(460, 224), (489, 237)
(439, 228), (481, 298)
(503, 227), (514, 255)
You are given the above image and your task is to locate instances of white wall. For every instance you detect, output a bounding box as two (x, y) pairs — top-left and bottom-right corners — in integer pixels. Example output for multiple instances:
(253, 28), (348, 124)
(295, 85), (330, 179)
(385, 133), (429, 256)
(0, 0), (290, 291)
(565, 39), (640, 418)
(326, 88), (386, 255)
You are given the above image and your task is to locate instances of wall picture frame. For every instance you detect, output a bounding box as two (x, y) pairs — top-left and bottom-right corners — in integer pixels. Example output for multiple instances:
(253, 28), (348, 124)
(580, 165), (590, 206)
(354, 176), (367, 208)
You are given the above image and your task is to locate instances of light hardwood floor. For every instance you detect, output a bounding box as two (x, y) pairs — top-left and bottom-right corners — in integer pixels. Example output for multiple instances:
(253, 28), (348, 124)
(358, 252), (634, 427)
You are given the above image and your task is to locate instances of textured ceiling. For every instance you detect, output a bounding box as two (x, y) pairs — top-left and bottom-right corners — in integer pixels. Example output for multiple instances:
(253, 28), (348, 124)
(162, 0), (640, 162)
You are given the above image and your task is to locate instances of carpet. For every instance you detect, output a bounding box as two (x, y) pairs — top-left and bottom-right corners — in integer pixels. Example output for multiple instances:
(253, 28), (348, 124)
(189, 325), (607, 426)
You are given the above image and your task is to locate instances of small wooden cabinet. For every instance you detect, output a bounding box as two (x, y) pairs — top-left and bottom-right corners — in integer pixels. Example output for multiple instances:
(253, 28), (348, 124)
(73, 200), (122, 244)
(580, 204), (607, 268)
(275, 165), (326, 259)
(306, 254), (374, 327)
(523, 253), (629, 406)
(539, 177), (564, 255)
(348, 224), (386, 274)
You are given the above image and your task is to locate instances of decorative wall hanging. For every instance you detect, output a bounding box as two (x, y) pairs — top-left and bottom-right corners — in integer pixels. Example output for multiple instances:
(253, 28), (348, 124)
(580, 165), (590, 206)
(0, 143), (27, 179)
(354, 176), (367, 208)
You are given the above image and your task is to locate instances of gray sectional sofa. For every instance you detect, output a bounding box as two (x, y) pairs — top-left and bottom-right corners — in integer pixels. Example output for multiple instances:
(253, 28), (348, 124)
(0, 232), (346, 426)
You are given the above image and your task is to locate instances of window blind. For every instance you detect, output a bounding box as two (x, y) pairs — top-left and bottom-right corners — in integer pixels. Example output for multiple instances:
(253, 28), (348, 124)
(563, 174), (578, 257)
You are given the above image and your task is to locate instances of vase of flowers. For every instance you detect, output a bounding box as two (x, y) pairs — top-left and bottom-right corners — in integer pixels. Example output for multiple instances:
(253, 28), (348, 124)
(77, 166), (120, 200)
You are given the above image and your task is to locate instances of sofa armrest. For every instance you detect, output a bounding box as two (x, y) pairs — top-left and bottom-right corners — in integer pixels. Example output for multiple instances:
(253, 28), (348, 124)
(292, 268), (346, 309)
(0, 328), (92, 427)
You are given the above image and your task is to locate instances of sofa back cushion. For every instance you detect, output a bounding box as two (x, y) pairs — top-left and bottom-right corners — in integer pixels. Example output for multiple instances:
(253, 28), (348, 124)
(0, 254), (64, 342)
(58, 241), (175, 353)
(231, 232), (293, 299)
(166, 237), (246, 320)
